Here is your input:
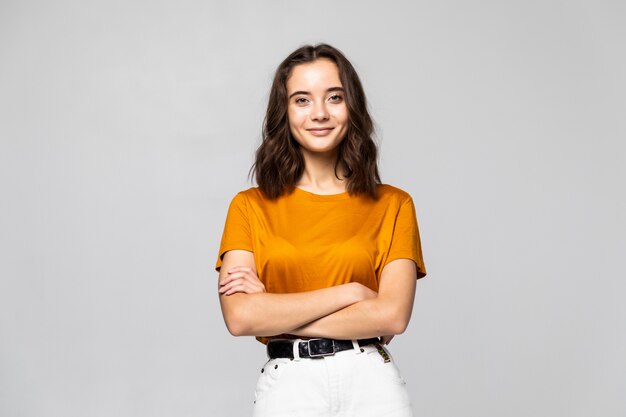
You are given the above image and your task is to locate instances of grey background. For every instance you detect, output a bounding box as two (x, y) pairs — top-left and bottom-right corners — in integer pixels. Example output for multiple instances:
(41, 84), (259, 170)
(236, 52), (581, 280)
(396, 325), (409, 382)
(1, 0), (624, 416)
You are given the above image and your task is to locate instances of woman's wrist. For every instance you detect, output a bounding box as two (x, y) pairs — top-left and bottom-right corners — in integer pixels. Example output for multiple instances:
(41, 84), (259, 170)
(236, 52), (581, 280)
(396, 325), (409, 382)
(345, 282), (377, 304)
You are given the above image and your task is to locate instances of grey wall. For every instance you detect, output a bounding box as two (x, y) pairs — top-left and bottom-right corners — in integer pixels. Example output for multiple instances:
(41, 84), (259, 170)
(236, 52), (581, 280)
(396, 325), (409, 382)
(1, 1), (624, 416)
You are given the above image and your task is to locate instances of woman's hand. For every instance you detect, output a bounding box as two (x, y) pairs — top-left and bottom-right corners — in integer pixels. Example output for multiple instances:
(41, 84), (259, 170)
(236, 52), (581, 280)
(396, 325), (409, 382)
(350, 282), (378, 302)
(345, 284), (396, 344)
(218, 266), (266, 295)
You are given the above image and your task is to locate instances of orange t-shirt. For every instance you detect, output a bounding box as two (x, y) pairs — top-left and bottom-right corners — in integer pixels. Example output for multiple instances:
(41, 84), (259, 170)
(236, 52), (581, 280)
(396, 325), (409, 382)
(215, 184), (426, 293)
(215, 184), (427, 341)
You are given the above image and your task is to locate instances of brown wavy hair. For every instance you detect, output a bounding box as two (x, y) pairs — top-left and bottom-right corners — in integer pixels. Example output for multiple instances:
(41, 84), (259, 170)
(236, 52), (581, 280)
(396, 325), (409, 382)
(249, 43), (381, 200)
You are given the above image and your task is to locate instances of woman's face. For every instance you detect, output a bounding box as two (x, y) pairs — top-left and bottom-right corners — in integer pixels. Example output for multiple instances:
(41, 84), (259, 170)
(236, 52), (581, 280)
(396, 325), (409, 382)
(286, 58), (349, 158)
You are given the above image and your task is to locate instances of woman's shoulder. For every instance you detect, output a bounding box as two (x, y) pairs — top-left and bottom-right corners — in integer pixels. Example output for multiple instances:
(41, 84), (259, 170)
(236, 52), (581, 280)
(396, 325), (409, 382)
(377, 183), (413, 203)
(228, 187), (261, 202)
(235, 186), (261, 197)
(227, 187), (271, 207)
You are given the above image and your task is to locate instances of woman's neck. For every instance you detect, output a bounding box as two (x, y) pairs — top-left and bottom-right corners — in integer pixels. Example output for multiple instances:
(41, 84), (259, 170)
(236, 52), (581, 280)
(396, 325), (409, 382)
(296, 151), (349, 194)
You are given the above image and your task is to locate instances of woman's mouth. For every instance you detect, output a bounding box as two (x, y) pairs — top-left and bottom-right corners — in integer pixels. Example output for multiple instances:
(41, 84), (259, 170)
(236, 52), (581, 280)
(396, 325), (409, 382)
(307, 128), (334, 136)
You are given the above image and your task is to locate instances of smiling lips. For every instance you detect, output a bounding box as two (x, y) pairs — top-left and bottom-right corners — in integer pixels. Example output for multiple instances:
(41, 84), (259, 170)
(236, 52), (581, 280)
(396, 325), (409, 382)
(307, 127), (334, 136)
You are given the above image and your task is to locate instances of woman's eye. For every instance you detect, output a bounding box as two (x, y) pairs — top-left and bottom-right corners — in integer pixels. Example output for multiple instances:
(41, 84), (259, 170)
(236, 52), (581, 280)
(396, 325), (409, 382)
(329, 94), (343, 102)
(295, 97), (308, 104)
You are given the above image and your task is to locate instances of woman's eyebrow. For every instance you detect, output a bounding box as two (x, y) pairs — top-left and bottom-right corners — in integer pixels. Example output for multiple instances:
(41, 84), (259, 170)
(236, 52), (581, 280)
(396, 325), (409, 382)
(288, 86), (345, 99)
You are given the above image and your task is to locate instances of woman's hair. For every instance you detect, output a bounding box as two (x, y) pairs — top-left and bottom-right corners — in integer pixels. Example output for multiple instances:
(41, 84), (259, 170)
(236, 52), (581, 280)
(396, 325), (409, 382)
(249, 43), (381, 200)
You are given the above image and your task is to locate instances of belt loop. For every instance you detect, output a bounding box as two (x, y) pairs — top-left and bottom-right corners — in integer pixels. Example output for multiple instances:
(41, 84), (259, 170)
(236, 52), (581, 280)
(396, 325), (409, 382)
(351, 339), (362, 354)
(292, 339), (302, 361)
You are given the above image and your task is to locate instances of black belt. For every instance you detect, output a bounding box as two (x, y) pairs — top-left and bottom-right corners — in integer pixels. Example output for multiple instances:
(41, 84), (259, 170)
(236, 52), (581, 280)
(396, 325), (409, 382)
(266, 337), (381, 359)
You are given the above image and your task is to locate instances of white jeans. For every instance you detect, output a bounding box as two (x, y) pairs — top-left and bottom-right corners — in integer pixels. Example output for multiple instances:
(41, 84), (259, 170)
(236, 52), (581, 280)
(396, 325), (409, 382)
(252, 342), (414, 417)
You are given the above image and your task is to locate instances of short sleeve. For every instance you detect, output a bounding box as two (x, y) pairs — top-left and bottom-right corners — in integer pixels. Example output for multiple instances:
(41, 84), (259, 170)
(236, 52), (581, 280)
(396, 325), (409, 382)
(384, 196), (427, 279)
(215, 192), (253, 272)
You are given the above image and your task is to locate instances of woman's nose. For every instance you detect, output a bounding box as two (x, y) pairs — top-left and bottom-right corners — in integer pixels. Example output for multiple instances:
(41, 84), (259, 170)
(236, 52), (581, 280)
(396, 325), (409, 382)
(311, 101), (329, 121)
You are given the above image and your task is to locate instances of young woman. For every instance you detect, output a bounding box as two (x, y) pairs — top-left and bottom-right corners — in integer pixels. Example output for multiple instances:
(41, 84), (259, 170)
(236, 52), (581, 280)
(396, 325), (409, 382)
(215, 43), (427, 417)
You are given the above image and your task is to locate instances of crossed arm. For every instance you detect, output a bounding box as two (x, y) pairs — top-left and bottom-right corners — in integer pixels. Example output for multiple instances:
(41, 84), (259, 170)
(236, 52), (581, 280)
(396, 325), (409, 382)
(217, 249), (417, 342)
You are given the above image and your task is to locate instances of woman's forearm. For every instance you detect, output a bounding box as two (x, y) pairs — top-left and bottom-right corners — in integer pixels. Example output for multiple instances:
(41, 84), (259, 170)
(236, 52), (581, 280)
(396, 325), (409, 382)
(219, 282), (373, 337)
(288, 296), (410, 340)
(290, 259), (418, 340)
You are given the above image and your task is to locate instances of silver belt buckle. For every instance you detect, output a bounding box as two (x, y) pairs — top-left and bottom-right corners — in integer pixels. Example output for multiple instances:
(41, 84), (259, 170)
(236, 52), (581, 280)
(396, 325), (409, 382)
(307, 338), (335, 357)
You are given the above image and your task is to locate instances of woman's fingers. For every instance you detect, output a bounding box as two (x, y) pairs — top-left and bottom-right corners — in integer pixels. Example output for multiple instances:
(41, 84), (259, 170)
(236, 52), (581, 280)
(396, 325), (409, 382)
(226, 266), (265, 291)
(219, 267), (266, 295)
(227, 266), (255, 275)
(219, 271), (247, 287)
(224, 283), (249, 296)
(219, 278), (258, 295)
(218, 277), (244, 294)
(219, 271), (256, 286)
